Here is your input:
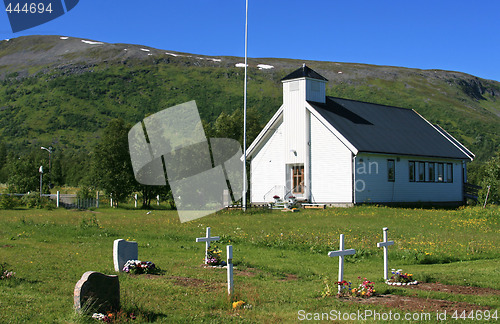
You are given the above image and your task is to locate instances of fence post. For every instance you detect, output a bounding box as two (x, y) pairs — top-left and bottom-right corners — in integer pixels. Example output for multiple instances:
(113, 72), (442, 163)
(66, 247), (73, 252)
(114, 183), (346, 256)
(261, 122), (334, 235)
(157, 195), (160, 206)
(135, 194), (138, 208)
(96, 191), (99, 208)
(56, 191), (60, 208)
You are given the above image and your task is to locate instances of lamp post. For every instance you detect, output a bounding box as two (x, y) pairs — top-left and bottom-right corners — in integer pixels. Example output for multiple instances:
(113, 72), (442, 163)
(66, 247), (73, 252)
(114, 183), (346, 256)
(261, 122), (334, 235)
(41, 146), (53, 190)
(40, 146), (52, 173)
(39, 166), (43, 198)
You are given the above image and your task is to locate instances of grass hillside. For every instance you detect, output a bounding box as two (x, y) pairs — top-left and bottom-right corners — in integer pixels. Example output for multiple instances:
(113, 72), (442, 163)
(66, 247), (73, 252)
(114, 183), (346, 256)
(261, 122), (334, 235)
(0, 35), (499, 162)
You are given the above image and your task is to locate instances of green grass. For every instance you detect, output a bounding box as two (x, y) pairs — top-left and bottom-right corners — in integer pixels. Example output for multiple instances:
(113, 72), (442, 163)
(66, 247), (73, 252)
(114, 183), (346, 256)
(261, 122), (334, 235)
(0, 205), (498, 323)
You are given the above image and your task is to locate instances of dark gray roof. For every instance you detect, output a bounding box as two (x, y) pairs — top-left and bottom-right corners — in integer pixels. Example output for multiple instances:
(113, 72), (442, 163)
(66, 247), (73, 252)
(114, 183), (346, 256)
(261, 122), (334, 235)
(308, 97), (472, 160)
(281, 64), (328, 82)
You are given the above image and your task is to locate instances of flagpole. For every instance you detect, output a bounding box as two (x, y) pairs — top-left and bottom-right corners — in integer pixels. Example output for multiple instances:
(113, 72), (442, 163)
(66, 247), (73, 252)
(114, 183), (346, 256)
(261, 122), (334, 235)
(242, 0), (248, 211)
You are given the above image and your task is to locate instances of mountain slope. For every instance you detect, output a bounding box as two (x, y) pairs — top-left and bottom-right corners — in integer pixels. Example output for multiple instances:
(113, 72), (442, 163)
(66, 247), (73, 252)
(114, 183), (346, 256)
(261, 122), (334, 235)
(0, 35), (499, 163)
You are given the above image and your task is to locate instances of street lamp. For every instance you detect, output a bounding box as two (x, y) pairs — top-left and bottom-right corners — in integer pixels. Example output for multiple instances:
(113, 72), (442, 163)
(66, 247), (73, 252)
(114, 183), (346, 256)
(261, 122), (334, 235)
(41, 146), (53, 189)
(40, 146), (52, 173)
(39, 166), (43, 198)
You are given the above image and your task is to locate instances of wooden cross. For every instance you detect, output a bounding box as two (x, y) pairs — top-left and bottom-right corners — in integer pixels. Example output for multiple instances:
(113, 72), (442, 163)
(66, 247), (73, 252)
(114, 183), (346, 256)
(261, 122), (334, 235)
(227, 245), (233, 295)
(328, 234), (355, 293)
(195, 227), (220, 264)
(376, 227), (394, 280)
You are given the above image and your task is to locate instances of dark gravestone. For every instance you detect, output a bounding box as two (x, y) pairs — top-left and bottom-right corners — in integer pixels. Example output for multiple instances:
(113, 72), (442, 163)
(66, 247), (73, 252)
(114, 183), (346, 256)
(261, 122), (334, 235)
(74, 271), (120, 314)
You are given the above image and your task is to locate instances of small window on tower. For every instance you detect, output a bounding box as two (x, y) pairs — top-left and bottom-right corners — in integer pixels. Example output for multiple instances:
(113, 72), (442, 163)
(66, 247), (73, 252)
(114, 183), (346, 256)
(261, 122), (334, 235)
(290, 82), (299, 92)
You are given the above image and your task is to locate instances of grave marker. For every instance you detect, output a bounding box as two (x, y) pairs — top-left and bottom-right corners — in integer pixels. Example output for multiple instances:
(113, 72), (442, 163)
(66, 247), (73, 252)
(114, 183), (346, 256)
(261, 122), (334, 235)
(74, 271), (120, 314)
(195, 227), (220, 264)
(227, 245), (233, 295)
(113, 239), (138, 272)
(328, 234), (355, 293)
(376, 227), (394, 280)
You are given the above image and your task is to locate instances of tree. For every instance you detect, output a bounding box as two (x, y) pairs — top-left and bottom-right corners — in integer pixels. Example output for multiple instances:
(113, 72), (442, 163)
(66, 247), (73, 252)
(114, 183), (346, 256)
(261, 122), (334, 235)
(50, 155), (64, 186)
(478, 151), (500, 205)
(0, 141), (7, 183)
(6, 152), (49, 194)
(90, 119), (136, 206)
(213, 108), (262, 146)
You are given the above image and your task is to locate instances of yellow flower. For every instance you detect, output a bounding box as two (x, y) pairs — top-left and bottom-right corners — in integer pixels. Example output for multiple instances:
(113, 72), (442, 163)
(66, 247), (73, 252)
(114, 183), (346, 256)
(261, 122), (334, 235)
(361, 291), (366, 295)
(232, 300), (246, 309)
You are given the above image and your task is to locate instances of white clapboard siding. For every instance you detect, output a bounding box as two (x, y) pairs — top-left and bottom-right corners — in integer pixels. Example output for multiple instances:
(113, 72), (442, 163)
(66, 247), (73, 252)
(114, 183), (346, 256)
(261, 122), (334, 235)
(354, 154), (464, 203)
(283, 79), (307, 164)
(250, 121), (285, 203)
(310, 114), (353, 203)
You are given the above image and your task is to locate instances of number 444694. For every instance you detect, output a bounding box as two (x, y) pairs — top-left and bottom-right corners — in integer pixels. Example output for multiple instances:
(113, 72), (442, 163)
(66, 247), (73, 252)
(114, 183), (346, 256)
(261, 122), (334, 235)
(451, 310), (498, 321)
(5, 2), (53, 14)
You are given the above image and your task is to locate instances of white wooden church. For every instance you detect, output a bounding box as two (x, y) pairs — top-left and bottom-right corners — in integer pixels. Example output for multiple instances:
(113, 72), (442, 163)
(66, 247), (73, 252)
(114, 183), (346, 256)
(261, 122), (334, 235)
(246, 65), (474, 206)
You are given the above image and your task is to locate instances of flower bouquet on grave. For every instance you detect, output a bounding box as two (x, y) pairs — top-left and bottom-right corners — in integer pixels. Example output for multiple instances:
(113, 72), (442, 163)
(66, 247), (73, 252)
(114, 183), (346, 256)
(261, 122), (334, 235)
(386, 269), (418, 286)
(0, 263), (15, 280)
(123, 260), (160, 275)
(334, 277), (376, 298)
(205, 245), (226, 266)
(92, 311), (136, 322)
(351, 277), (376, 298)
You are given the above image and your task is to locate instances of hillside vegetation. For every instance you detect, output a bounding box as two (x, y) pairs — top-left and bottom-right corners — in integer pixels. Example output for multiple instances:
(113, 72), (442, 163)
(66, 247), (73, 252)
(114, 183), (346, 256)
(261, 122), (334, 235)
(0, 35), (499, 186)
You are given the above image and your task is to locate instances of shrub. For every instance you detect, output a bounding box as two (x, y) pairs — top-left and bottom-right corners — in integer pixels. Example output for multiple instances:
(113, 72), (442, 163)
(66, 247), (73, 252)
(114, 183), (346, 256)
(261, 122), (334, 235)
(0, 195), (18, 209)
(20, 192), (56, 209)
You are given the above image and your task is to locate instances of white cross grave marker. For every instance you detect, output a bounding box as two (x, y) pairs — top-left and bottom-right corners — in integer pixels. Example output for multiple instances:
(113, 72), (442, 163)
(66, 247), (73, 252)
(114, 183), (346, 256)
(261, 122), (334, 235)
(376, 227), (394, 280)
(227, 245), (233, 295)
(196, 227), (220, 264)
(328, 234), (355, 294)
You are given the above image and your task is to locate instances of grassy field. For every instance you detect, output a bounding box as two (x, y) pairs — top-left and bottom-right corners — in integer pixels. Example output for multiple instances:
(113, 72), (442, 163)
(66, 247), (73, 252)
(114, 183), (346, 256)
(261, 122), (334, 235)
(0, 205), (498, 323)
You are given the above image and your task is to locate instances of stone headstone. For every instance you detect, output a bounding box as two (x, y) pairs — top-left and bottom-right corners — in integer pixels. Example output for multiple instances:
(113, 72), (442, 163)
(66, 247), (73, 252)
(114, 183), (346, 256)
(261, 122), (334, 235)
(113, 239), (138, 272)
(74, 271), (120, 314)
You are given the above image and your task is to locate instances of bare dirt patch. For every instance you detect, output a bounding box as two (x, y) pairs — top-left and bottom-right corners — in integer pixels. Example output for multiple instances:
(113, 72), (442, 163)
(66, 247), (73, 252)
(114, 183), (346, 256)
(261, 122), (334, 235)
(353, 294), (491, 314)
(346, 282), (498, 314)
(236, 268), (258, 277)
(404, 282), (500, 296)
(279, 274), (299, 281)
(170, 276), (205, 287)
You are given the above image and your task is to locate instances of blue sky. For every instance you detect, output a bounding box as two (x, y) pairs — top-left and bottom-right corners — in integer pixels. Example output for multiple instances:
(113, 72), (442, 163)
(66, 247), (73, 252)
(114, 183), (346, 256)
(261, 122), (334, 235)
(1, 0), (499, 81)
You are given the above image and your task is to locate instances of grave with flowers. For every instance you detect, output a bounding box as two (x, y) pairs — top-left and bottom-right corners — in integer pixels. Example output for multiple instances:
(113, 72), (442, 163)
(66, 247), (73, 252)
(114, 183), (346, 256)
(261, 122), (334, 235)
(196, 227), (227, 267)
(113, 239), (138, 272)
(113, 239), (161, 275)
(325, 277), (376, 298)
(322, 234), (378, 300)
(386, 269), (418, 286)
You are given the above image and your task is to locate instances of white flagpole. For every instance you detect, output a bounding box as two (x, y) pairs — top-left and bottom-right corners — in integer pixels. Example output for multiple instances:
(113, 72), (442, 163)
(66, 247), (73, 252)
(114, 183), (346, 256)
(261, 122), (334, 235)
(242, 0), (248, 211)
